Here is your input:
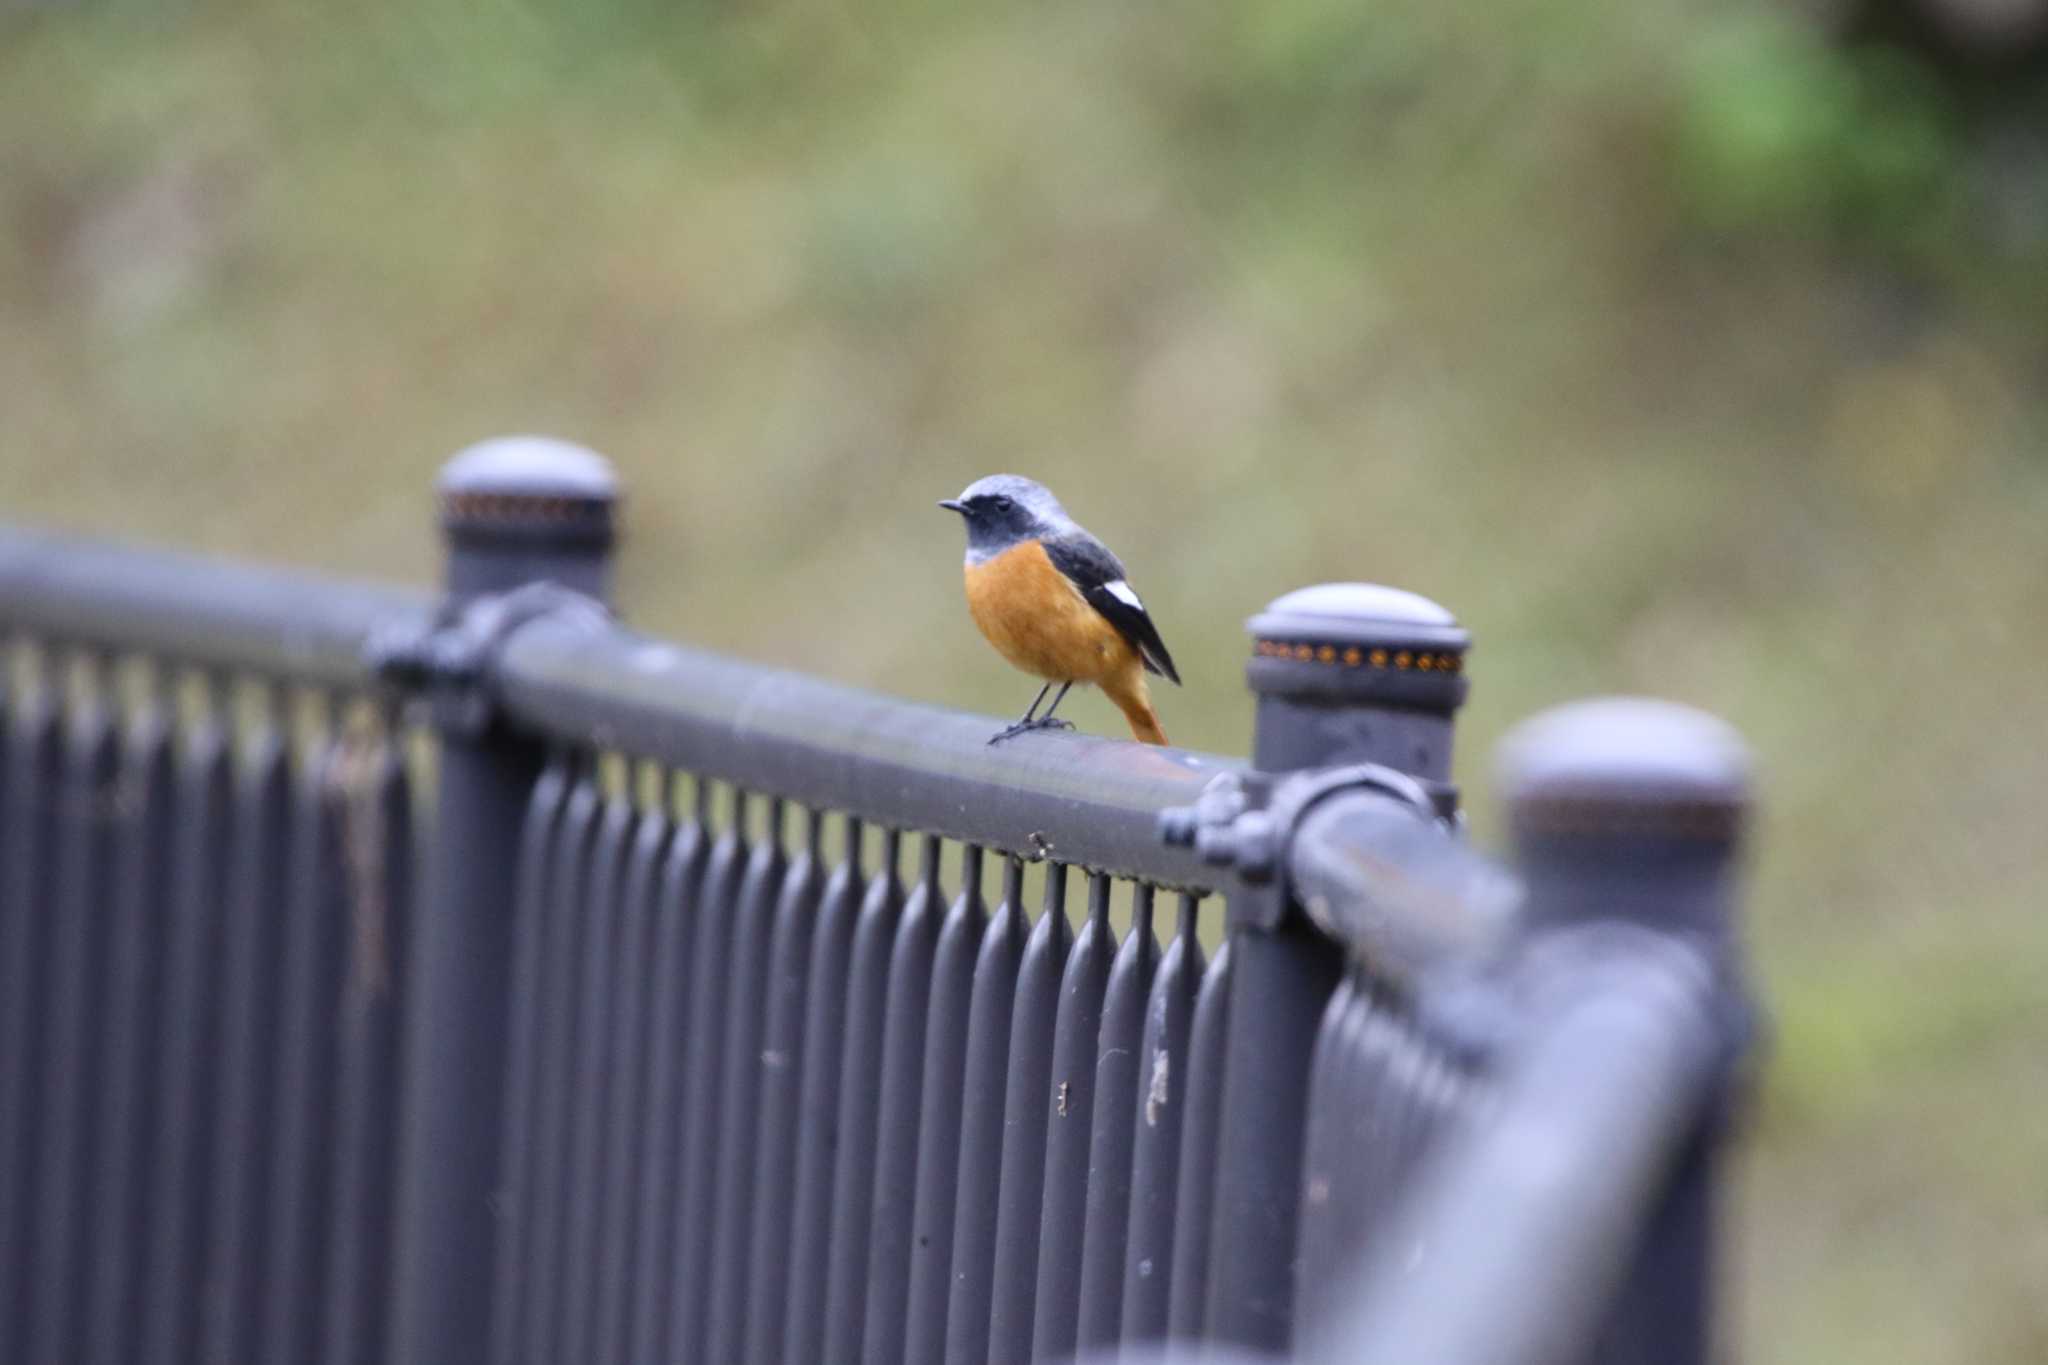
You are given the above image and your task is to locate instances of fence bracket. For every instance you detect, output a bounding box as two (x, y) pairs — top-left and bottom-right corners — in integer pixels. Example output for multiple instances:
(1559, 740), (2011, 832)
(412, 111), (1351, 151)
(365, 582), (611, 736)
(1159, 761), (1456, 931)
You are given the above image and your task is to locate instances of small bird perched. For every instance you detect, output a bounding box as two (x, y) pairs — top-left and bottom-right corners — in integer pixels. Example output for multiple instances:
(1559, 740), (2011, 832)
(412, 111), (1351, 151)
(940, 475), (1181, 745)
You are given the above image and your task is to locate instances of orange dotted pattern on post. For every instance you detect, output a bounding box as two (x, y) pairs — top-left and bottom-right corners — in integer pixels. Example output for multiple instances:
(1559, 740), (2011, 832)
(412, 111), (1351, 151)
(1253, 638), (1463, 674)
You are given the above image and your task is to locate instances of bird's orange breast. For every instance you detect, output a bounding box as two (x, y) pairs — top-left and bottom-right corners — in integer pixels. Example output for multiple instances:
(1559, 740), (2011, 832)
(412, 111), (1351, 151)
(963, 540), (1136, 684)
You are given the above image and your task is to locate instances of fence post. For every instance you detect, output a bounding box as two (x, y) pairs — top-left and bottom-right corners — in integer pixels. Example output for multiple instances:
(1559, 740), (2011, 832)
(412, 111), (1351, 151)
(388, 437), (619, 1365)
(1203, 584), (1470, 1352)
(1497, 697), (1754, 1365)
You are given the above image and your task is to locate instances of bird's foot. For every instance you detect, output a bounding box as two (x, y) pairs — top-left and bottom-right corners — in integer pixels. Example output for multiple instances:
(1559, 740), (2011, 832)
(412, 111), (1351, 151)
(986, 715), (1076, 745)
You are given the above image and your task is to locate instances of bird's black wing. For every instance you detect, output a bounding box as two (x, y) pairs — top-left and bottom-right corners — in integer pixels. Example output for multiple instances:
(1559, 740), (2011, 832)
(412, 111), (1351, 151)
(1045, 534), (1182, 685)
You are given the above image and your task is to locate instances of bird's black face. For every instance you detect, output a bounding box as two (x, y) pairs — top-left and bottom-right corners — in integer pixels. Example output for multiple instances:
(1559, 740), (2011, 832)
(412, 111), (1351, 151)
(940, 490), (1041, 557)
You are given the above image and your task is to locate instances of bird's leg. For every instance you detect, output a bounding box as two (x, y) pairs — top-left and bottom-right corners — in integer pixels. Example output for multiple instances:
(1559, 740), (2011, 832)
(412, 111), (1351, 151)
(1026, 682), (1076, 732)
(988, 682), (1054, 744)
(990, 682), (1077, 743)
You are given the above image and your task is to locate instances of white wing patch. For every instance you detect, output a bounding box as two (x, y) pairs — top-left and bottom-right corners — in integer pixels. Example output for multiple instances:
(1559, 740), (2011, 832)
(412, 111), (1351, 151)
(1104, 580), (1144, 612)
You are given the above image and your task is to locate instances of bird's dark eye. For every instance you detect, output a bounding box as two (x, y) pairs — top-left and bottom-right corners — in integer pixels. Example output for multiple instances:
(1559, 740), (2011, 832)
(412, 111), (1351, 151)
(990, 495), (1014, 512)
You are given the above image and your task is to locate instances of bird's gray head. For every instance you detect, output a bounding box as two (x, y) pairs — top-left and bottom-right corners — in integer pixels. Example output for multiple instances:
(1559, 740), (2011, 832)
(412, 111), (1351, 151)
(939, 474), (1073, 562)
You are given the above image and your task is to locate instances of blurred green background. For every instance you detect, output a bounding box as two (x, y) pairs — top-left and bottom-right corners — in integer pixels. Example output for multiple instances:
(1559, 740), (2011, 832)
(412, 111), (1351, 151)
(4, 0), (2046, 1359)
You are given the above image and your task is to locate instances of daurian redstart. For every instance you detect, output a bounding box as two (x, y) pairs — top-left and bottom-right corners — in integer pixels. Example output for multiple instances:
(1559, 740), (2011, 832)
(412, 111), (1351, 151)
(941, 475), (1181, 746)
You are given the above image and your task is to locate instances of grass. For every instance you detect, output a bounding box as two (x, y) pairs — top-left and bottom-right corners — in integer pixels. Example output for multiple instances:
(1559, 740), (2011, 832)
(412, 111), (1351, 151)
(4, 2), (2047, 1358)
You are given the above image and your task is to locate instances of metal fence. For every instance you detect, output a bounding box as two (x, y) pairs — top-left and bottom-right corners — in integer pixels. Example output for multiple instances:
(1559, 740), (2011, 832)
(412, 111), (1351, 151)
(0, 436), (1757, 1365)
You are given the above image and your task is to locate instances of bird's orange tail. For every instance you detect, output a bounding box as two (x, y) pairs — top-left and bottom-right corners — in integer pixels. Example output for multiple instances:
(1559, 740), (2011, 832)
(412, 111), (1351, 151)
(1104, 672), (1168, 746)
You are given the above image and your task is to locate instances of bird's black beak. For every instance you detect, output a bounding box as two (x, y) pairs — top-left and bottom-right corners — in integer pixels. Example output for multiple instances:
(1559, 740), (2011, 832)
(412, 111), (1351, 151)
(938, 499), (967, 514)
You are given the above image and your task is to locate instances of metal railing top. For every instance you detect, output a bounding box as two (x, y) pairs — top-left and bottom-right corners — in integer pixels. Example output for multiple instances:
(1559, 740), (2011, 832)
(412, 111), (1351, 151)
(0, 523), (1244, 890)
(0, 526), (434, 692)
(491, 609), (1245, 890)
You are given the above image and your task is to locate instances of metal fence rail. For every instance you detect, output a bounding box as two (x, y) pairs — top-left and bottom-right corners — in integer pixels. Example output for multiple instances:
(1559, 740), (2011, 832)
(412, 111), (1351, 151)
(0, 435), (1758, 1365)
(0, 526), (433, 687)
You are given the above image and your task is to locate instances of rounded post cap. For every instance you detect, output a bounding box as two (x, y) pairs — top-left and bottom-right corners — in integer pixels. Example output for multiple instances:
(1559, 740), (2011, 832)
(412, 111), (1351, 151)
(1246, 582), (1469, 711)
(1498, 697), (1751, 841)
(438, 435), (618, 544)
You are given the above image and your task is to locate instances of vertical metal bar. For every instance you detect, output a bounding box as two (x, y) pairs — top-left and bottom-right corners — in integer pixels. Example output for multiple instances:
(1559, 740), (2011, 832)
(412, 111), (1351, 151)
(1335, 998), (1433, 1309)
(815, 822), (921, 1365)
(591, 766), (675, 1365)
(941, 857), (1047, 1365)
(1202, 916), (1342, 1350)
(0, 648), (15, 1362)
(1166, 937), (1233, 1341)
(0, 640), (7, 869)
(1396, 1044), (1472, 1197)
(897, 843), (991, 1365)
(744, 809), (845, 1365)
(1121, 891), (1208, 1345)
(1073, 883), (1159, 1354)
(518, 757), (602, 1365)
(1030, 872), (1115, 1360)
(703, 798), (794, 1365)
(1292, 973), (1365, 1343)
(259, 707), (349, 1365)
(790, 825), (902, 1365)
(395, 690), (553, 1365)
(389, 436), (619, 1365)
(625, 778), (710, 1365)
(986, 862), (1073, 1365)
(1338, 991), (1403, 1245)
(487, 755), (573, 1364)
(0, 650), (62, 1360)
(665, 788), (756, 1363)
(140, 673), (236, 1365)
(0, 639), (7, 838)
(319, 722), (415, 1365)
(556, 773), (638, 1363)
(28, 652), (121, 1365)
(847, 833), (945, 1365)
(1371, 1017), (1436, 1240)
(198, 683), (294, 1365)
(83, 664), (179, 1365)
